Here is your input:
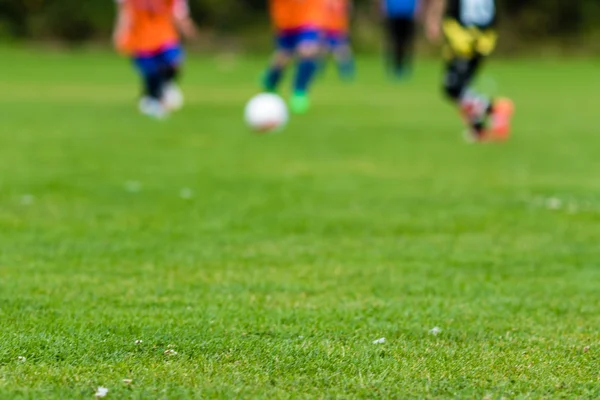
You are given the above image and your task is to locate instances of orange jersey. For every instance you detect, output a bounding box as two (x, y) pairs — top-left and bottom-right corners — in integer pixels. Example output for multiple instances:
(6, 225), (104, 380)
(324, 0), (349, 32)
(117, 0), (188, 54)
(270, 0), (329, 31)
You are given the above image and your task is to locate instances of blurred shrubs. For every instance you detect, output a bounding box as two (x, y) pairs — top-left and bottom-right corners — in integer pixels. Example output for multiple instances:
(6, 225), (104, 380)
(1, 0), (599, 52)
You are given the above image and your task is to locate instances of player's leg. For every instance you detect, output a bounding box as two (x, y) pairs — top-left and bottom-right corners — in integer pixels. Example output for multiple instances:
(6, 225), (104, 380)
(443, 55), (491, 138)
(328, 32), (355, 80)
(158, 44), (185, 111)
(475, 30), (514, 138)
(262, 32), (294, 92)
(442, 19), (506, 140)
(385, 16), (416, 79)
(290, 29), (322, 114)
(133, 54), (168, 119)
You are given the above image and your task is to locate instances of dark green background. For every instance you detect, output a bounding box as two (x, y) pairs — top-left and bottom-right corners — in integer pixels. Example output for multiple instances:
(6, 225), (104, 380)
(1, 0), (599, 52)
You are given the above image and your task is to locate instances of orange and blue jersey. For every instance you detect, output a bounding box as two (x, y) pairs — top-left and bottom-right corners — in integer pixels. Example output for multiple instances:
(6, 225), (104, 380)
(270, 0), (330, 31)
(270, 0), (329, 51)
(324, 0), (350, 48)
(116, 0), (188, 77)
(116, 0), (188, 56)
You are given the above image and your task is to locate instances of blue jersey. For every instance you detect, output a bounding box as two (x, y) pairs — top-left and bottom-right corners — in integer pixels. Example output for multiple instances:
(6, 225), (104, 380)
(382, 0), (419, 18)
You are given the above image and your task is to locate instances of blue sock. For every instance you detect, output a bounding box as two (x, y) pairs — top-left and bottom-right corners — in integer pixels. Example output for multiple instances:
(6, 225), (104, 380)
(337, 57), (355, 80)
(263, 66), (284, 92)
(316, 57), (328, 76)
(391, 64), (412, 80)
(294, 57), (318, 94)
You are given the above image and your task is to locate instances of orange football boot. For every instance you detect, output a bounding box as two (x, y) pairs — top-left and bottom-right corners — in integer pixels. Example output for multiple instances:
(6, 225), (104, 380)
(486, 98), (515, 141)
(461, 98), (515, 143)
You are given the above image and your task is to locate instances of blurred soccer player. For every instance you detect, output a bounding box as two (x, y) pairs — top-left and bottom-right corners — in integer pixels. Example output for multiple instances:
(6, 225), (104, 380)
(423, 0), (514, 141)
(263, 0), (329, 114)
(323, 0), (355, 81)
(113, 0), (197, 119)
(381, 0), (420, 79)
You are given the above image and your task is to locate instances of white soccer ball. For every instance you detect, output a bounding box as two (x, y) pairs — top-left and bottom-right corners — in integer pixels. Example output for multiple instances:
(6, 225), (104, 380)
(244, 93), (288, 133)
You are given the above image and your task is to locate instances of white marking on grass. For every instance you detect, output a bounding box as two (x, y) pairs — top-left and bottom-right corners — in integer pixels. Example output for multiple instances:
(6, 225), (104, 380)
(567, 203), (579, 214)
(372, 338), (386, 344)
(179, 188), (193, 200)
(546, 197), (562, 210)
(94, 387), (109, 398)
(20, 194), (34, 205)
(429, 327), (442, 336)
(125, 181), (142, 193)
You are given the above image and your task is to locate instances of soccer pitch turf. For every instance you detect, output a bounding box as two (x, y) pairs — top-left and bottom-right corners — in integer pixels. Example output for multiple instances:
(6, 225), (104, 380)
(0, 47), (599, 398)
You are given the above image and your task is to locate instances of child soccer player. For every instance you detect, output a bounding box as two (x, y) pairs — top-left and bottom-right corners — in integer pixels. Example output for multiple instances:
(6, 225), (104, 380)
(423, 0), (514, 141)
(381, 0), (420, 79)
(323, 0), (355, 81)
(113, 0), (197, 119)
(263, 0), (329, 114)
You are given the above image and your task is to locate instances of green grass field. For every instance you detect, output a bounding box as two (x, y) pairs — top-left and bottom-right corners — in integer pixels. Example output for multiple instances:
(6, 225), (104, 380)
(0, 47), (599, 399)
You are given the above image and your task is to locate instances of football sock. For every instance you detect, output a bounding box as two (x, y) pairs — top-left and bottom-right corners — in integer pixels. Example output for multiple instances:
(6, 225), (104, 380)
(389, 61), (412, 80)
(144, 73), (163, 100)
(294, 57), (318, 94)
(162, 66), (180, 84)
(263, 66), (285, 92)
(337, 54), (355, 81)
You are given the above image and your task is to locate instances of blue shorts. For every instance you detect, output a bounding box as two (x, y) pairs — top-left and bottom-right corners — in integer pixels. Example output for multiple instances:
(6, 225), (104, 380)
(276, 28), (322, 52)
(133, 44), (184, 77)
(325, 31), (349, 50)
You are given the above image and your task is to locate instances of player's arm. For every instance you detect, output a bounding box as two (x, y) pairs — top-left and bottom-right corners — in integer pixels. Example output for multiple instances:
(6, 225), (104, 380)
(113, 0), (130, 51)
(173, 0), (198, 40)
(422, 0), (446, 42)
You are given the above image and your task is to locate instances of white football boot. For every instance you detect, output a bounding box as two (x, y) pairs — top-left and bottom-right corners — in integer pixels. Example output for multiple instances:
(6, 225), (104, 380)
(162, 82), (184, 111)
(138, 96), (168, 120)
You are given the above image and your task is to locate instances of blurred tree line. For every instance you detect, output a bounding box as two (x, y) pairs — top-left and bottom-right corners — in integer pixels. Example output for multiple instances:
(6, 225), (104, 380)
(1, 0), (599, 51)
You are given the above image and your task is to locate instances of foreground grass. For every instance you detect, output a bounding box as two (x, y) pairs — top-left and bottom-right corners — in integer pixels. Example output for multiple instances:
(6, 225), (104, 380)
(0, 47), (599, 398)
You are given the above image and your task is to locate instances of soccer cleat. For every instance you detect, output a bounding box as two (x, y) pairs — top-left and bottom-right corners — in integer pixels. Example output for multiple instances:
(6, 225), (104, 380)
(162, 82), (184, 111)
(488, 98), (515, 140)
(460, 98), (514, 143)
(290, 92), (311, 115)
(138, 97), (168, 120)
(459, 104), (485, 142)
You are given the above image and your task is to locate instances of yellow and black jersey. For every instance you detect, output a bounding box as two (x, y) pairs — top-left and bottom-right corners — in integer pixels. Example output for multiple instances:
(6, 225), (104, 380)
(445, 0), (496, 29)
(442, 0), (497, 59)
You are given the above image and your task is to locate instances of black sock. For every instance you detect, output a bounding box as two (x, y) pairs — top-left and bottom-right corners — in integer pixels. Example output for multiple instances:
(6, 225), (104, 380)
(143, 73), (163, 100)
(162, 66), (180, 84)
